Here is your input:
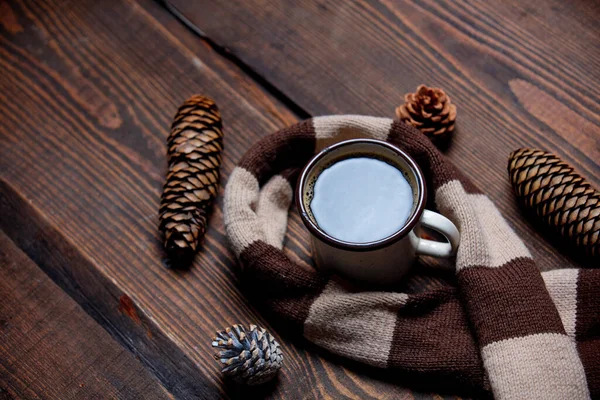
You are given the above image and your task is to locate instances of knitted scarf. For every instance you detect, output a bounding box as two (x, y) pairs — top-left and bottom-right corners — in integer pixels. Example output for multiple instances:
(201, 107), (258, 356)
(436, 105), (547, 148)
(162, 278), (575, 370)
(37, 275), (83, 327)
(224, 116), (598, 399)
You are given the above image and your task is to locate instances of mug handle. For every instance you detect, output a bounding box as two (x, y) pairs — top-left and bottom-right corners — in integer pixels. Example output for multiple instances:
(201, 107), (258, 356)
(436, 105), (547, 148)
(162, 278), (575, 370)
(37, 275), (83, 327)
(415, 210), (460, 258)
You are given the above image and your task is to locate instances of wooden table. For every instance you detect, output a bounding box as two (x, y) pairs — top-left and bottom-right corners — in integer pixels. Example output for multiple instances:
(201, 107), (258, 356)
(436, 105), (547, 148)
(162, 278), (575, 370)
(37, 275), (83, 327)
(0, 0), (597, 398)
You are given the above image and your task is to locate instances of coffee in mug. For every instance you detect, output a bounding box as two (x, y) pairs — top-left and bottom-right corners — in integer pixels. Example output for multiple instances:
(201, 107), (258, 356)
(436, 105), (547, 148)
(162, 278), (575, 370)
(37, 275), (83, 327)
(296, 139), (460, 286)
(308, 157), (414, 243)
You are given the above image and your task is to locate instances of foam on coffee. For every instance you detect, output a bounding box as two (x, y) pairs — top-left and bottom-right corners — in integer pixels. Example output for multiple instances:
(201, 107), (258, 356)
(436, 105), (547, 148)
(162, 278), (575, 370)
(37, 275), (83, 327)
(307, 156), (414, 243)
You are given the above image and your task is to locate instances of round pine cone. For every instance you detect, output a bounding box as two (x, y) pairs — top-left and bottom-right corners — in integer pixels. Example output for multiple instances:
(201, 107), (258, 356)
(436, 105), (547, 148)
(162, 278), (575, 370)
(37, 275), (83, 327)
(396, 85), (457, 143)
(508, 148), (599, 259)
(212, 324), (283, 385)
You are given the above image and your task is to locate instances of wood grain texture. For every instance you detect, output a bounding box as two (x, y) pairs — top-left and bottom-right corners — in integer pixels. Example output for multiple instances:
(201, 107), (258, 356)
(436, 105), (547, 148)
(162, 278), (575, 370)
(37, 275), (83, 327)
(170, 0), (600, 271)
(0, 231), (173, 400)
(0, 0), (458, 398)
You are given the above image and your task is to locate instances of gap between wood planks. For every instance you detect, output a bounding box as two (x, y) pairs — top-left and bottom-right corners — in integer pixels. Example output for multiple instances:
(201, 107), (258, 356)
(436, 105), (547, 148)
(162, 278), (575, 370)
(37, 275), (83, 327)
(0, 179), (219, 399)
(157, 0), (311, 120)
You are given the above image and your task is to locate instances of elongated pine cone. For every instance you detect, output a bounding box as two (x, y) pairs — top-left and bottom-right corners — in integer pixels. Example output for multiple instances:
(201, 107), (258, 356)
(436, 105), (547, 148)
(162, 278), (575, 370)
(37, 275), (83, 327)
(159, 95), (223, 265)
(508, 148), (599, 259)
(396, 85), (457, 143)
(212, 324), (283, 385)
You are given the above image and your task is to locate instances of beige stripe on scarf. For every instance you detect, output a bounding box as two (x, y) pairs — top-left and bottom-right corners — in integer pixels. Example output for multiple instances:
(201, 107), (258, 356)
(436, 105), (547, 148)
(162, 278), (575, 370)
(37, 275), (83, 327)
(304, 280), (409, 367)
(225, 167), (294, 255)
(481, 333), (589, 399)
(257, 175), (294, 249)
(435, 180), (531, 270)
(224, 167), (262, 256)
(314, 115), (392, 151)
(542, 269), (579, 338)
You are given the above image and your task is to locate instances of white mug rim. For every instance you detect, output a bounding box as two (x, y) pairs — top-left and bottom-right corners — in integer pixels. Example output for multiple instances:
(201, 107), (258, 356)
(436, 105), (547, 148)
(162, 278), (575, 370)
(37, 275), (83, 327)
(295, 139), (427, 252)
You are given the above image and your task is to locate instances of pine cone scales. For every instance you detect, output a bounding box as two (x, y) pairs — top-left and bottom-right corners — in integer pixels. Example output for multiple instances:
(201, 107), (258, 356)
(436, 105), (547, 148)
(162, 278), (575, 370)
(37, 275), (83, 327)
(508, 148), (599, 259)
(159, 95), (223, 264)
(213, 324), (283, 385)
(396, 85), (457, 142)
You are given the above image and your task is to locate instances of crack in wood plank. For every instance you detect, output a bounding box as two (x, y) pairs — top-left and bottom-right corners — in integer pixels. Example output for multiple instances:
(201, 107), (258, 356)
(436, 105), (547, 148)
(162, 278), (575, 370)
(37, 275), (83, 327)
(0, 178), (221, 398)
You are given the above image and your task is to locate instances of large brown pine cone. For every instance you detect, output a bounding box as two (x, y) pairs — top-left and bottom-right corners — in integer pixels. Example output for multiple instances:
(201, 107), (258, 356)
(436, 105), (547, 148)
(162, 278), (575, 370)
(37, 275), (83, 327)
(159, 95), (223, 265)
(508, 148), (599, 260)
(396, 85), (457, 143)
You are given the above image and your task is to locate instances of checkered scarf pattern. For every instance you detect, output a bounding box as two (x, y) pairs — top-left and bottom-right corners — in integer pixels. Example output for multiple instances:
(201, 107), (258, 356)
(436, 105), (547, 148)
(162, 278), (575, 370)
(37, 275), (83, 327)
(224, 116), (598, 399)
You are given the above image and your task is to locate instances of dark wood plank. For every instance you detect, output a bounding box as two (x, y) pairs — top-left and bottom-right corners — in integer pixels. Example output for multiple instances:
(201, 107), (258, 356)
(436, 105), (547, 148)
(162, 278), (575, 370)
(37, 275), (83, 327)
(0, 0), (457, 398)
(169, 0), (600, 270)
(0, 231), (173, 400)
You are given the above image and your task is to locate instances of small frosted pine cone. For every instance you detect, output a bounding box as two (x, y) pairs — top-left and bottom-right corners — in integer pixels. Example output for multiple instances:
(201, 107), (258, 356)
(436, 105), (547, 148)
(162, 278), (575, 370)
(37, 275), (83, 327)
(212, 324), (283, 385)
(396, 85), (457, 143)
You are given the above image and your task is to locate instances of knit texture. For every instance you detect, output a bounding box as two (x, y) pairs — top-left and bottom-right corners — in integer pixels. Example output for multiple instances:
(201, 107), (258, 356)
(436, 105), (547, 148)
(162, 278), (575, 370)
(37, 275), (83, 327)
(224, 116), (598, 399)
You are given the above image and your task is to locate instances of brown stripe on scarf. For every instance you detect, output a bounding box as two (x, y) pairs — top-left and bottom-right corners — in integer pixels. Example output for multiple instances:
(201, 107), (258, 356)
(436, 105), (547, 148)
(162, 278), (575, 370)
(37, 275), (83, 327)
(239, 240), (327, 329)
(576, 269), (600, 341)
(388, 287), (488, 396)
(576, 269), (600, 399)
(578, 340), (599, 399)
(278, 167), (302, 186)
(458, 258), (566, 345)
(387, 121), (482, 194)
(238, 119), (316, 185)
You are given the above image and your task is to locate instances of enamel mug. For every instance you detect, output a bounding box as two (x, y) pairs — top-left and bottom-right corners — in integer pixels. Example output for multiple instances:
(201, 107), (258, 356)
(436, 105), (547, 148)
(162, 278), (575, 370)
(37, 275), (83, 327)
(296, 139), (460, 286)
